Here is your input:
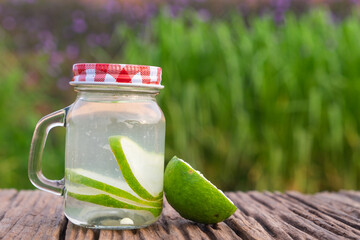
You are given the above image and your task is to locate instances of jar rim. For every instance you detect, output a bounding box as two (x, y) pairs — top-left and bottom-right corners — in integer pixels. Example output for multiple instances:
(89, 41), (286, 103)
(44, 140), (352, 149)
(70, 81), (164, 89)
(73, 84), (162, 93)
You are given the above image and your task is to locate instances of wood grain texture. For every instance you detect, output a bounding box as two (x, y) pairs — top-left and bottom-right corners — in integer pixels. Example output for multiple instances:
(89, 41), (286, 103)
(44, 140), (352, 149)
(0, 190), (359, 240)
(0, 190), (67, 240)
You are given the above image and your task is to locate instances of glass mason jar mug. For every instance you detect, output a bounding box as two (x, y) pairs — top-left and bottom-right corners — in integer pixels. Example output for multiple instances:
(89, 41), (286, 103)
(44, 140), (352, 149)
(28, 63), (165, 229)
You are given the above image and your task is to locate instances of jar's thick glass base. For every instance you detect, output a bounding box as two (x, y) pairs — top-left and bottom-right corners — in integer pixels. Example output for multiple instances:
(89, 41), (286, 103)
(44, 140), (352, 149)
(64, 209), (160, 230)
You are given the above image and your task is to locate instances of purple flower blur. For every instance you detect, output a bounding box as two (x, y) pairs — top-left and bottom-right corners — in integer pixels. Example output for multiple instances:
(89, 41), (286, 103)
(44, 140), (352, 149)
(57, 77), (70, 91)
(273, 0), (291, 24)
(144, 3), (158, 20)
(66, 44), (79, 60)
(169, 5), (184, 18)
(37, 31), (56, 53)
(104, 0), (121, 14)
(2, 16), (16, 30)
(72, 18), (87, 34)
(86, 33), (110, 47)
(198, 9), (211, 21)
(50, 51), (64, 68)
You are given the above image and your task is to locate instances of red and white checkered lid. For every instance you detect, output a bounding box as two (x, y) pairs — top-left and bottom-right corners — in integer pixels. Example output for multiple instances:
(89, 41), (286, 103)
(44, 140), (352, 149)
(71, 63), (163, 88)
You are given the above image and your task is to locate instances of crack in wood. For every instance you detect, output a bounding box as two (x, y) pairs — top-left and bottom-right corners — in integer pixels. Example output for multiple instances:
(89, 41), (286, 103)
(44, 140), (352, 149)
(253, 215), (279, 238)
(178, 222), (194, 240)
(6, 191), (19, 204)
(314, 195), (360, 216)
(247, 193), (274, 210)
(223, 218), (249, 240)
(267, 192), (360, 239)
(339, 191), (360, 203)
(228, 193), (249, 216)
(0, 191), (18, 223)
(270, 196), (347, 236)
(260, 193), (318, 240)
(291, 207), (356, 237)
(58, 217), (68, 240)
(279, 213), (340, 240)
(0, 214), (5, 223)
(285, 193), (360, 231)
(196, 223), (218, 240)
(160, 219), (170, 235)
(152, 225), (168, 240)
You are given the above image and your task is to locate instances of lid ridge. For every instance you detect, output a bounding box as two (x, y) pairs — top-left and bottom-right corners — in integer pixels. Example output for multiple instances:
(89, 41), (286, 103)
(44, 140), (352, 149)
(71, 63), (163, 89)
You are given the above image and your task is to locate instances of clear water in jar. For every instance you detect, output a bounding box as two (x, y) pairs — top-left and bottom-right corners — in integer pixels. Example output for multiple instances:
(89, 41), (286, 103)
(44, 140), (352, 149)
(64, 94), (165, 229)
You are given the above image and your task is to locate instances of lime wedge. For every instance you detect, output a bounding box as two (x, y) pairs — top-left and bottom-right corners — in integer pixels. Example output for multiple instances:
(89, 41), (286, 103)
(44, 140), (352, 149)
(67, 191), (162, 217)
(109, 136), (163, 201)
(66, 168), (162, 208)
(164, 156), (237, 224)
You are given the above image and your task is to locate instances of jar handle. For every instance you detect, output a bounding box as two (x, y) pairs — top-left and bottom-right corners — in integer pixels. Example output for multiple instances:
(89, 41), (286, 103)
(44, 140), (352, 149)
(28, 106), (70, 196)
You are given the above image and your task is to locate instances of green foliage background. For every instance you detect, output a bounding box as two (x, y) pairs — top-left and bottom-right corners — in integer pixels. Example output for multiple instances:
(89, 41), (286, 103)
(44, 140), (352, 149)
(1, 9), (360, 192)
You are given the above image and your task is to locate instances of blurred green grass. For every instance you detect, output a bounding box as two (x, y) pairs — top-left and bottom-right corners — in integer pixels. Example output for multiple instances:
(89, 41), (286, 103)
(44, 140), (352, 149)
(1, 8), (359, 192)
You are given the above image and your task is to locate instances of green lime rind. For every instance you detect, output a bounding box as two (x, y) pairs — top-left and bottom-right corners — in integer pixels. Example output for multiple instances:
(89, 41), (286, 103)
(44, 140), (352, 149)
(109, 136), (163, 201)
(66, 169), (162, 208)
(164, 156), (237, 224)
(67, 191), (162, 217)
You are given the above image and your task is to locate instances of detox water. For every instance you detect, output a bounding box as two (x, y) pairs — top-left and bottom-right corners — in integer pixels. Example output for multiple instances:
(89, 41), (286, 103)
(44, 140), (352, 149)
(64, 91), (165, 229)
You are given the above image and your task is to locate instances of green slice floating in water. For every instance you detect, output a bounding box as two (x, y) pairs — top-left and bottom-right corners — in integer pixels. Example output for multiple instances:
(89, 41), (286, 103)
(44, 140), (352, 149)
(109, 136), (164, 201)
(164, 156), (237, 224)
(66, 168), (162, 208)
(67, 191), (162, 217)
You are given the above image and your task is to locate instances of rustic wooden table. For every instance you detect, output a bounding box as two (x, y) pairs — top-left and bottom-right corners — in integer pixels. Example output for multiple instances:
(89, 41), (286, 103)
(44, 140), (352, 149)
(0, 189), (359, 240)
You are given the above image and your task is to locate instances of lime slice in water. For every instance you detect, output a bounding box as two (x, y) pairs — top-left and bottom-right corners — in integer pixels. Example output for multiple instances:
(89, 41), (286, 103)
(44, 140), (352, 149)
(66, 168), (162, 208)
(164, 156), (237, 224)
(67, 185), (162, 217)
(109, 136), (164, 201)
